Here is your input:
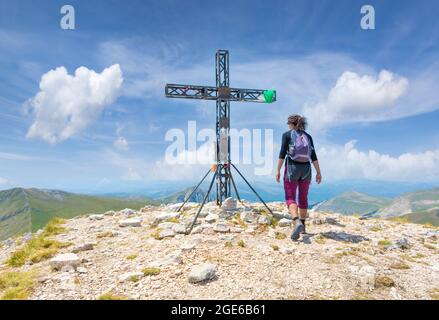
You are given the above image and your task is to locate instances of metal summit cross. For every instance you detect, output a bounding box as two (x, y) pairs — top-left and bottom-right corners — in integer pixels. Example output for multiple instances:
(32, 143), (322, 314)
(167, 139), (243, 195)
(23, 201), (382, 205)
(165, 49), (276, 234)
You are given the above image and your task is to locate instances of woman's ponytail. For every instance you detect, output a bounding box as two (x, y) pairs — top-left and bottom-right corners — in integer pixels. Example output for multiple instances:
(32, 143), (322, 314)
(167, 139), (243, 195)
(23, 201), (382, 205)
(287, 114), (307, 131)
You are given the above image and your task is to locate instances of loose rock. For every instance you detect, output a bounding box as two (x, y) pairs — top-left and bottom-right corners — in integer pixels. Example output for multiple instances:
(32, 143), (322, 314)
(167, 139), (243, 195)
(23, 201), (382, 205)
(188, 263), (218, 284)
(119, 217), (142, 227)
(50, 253), (81, 271)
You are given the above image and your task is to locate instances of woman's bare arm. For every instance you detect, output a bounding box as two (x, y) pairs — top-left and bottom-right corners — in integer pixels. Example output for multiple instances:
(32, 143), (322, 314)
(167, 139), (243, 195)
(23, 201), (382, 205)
(276, 158), (284, 183)
(313, 160), (322, 184)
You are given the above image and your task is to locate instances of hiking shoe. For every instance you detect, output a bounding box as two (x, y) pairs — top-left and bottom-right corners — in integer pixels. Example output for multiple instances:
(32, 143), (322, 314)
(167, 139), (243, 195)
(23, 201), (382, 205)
(291, 220), (304, 241)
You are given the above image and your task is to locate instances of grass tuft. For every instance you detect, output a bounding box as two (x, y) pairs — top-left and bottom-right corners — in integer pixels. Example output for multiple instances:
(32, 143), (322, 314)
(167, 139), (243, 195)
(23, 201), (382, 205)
(126, 254), (138, 260)
(390, 261), (410, 270)
(6, 219), (70, 267)
(165, 217), (180, 224)
(224, 241), (233, 248)
(98, 292), (128, 300)
(375, 275), (395, 288)
(96, 231), (115, 238)
(275, 232), (286, 240)
(237, 239), (246, 248)
(378, 239), (393, 247)
(0, 271), (36, 300)
(271, 244), (279, 251)
(142, 267), (161, 276)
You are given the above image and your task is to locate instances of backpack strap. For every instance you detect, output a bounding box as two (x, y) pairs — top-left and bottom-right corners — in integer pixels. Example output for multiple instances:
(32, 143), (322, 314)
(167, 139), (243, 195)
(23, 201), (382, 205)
(290, 130), (297, 146)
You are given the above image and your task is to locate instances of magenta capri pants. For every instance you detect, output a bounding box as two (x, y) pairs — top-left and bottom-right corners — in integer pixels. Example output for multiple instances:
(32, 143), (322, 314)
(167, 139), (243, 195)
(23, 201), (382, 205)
(284, 161), (311, 209)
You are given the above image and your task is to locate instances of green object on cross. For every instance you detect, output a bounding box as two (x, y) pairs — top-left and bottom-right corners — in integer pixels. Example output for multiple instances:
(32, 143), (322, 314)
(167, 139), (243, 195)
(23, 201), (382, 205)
(263, 90), (276, 103)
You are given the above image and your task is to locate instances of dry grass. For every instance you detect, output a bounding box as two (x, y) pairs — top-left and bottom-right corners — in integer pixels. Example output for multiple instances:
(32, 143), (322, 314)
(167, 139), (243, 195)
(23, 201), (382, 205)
(390, 261), (410, 270)
(0, 271), (37, 300)
(315, 235), (326, 244)
(142, 267), (160, 276)
(232, 216), (248, 229)
(378, 239), (393, 247)
(98, 292), (128, 300)
(5, 219), (71, 267)
(237, 240), (246, 248)
(96, 231), (115, 238)
(429, 288), (439, 300)
(165, 217), (180, 224)
(375, 275), (395, 288)
(423, 243), (436, 250)
(271, 244), (279, 251)
(275, 232), (287, 240)
(224, 241), (233, 248)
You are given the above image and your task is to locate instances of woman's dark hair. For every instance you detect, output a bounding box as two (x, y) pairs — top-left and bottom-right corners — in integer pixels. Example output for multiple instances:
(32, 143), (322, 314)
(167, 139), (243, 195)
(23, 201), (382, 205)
(287, 114), (307, 131)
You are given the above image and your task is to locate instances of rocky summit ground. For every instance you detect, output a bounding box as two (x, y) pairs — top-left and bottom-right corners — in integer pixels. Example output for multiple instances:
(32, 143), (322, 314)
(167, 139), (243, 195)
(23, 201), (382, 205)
(1, 199), (438, 300)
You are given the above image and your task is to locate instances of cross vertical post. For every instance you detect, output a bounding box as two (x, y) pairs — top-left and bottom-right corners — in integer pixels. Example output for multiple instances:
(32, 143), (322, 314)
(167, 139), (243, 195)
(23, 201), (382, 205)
(216, 50), (231, 205)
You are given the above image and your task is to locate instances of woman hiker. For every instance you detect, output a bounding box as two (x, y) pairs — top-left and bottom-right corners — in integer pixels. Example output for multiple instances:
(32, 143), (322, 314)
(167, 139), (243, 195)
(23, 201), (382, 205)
(276, 114), (322, 241)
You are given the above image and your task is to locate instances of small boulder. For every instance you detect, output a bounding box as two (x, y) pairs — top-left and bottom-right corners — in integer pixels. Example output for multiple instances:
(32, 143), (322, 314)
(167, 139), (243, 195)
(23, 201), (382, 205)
(89, 214), (104, 221)
(188, 263), (218, 284)
(158, 222), (179, 230)
(180, 238), (202, 251)
(240, 211), (256, 223)
(258, 215), (272, 225)
(279, 247), (293, 254)
(72, 242), (96, 253)
(205, 213), (219, 223)
(230, 227), (244, 233)
(213, 223), (230, 233)
(151, 251), (182, 267)
(173, 224), (188, 234)
(153, 212), (180, 225)
(191, 226), (203, 234)
(272, 211), (292, 220)
(76, 267), (88, 274)
(118, 208), (137, 216)
(119, 217), (142, 227)
(278, 218), (292, 227)
(325, 217), (345, 227)
(222, 197), (237, 211)
(50, 253), (80, 271)
(158, 228), (175, 239)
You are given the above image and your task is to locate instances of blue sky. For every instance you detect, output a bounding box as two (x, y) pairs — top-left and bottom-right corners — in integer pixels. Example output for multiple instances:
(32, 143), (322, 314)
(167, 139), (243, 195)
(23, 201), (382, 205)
(1, 0), (439, 194)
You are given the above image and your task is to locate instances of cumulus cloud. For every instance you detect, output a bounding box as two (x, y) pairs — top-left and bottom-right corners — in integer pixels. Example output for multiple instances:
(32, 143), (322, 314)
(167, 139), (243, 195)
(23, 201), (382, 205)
(304, 70), (409, 131)
(113, 136), (129, 150)
(26, 64), (123, 144)
(121, 167), (143, 181)
(318, 141), (439, 182)
(0, 177), (9, 185)
(153, 142), (215, 181)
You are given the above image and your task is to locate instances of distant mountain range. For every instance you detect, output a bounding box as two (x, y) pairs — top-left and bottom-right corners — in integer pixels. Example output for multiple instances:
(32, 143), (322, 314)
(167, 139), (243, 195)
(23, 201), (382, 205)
(159, 186), (215, 204)
(0, 188), (156, 240)
(2, 184), (439, 241)
(312, 188), (439, 226)
(311, 191), (392, 215)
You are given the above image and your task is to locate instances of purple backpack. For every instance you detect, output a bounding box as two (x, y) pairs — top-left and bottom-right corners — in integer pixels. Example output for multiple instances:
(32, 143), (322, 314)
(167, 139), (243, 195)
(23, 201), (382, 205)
(288, 130), (311, 162)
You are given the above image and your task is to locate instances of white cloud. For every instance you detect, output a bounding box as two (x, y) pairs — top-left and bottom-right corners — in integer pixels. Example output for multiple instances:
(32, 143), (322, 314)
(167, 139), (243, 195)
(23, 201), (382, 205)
(113, 136), (129, 150)
(121, 167), (143, 181)
(26, 64), (123, 144)
(304, 70), (409, 131)
(154, 142), (215, 181)
(318, 140), (439, 182)
(0, 177), (9, 185)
